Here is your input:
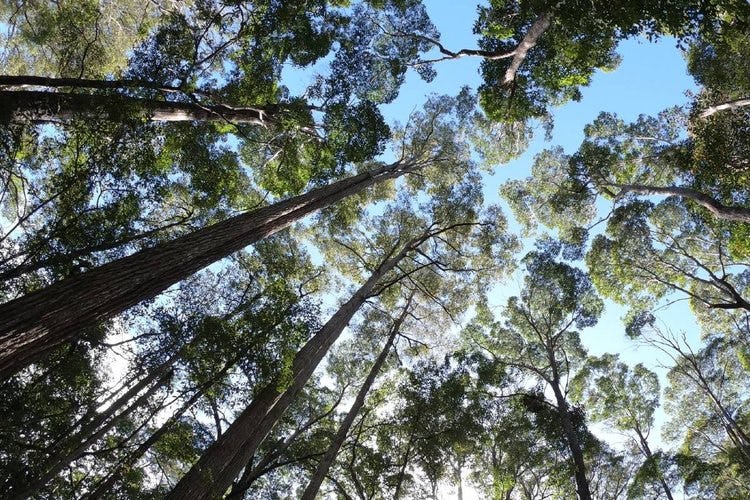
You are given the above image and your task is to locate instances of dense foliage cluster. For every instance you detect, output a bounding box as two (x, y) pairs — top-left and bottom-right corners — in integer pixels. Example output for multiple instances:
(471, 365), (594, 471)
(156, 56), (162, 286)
(0, 0), (749, 498)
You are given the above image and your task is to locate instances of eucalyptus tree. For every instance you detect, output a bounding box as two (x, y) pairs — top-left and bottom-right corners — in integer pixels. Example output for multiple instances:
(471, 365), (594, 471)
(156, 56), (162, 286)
(637, 326), (750, 492)
(467, 243), (605, 500)
(0, 90), (506, 379)
(0, 231), (322, 497)
(572, 354), (676, 499)
(166, 179), (517, 499)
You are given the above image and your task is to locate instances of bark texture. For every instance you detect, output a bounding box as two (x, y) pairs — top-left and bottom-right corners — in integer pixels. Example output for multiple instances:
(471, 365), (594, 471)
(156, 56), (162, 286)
(0, 161), (416, 379)
(166, 238), (423, 500)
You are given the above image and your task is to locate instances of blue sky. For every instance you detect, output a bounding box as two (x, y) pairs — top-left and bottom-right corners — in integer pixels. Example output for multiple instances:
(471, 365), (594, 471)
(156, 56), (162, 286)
(375, 3), (702, 461)
(281, 2), (702, 480)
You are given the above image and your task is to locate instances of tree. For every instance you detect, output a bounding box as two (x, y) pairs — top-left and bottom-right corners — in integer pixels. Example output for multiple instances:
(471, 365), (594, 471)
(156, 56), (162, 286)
(1, 233), (321, 496)
(300, 295), (413, 500)
(572, 354), (676, 499)
(468, 243), (605, 500)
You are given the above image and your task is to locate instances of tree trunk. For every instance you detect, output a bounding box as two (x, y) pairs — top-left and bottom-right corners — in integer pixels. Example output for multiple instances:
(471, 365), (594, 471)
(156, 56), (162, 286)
(634, 428), (674, 500)
(699, 97), (750, 119)
(166, 238), (423, 500)
(613, 183), (750, 224)
(0, 160), (417, 379)
(0, 90), (275, 125)
(550, 383), (592, 500)
(300, 296), (412, 500)
(502, 12), (553, 87)
(393, 433), (414, 499)
(0, 75), (185, 93)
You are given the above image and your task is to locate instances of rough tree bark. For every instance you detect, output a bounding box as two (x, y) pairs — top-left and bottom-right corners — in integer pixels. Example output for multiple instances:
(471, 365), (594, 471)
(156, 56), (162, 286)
(0, 160), (419, 379)
(166, 234), (430, 500)
(300, 294), (412, 500)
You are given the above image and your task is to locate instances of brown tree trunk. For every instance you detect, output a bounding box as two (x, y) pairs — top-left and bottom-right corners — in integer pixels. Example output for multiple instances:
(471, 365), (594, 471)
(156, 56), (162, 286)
(0, 160), (417, 379)
(166, 237), (424, 500)
(300, 296), (412, 500)
(0, 90), (275, 125)
(551, 383), (592, 500)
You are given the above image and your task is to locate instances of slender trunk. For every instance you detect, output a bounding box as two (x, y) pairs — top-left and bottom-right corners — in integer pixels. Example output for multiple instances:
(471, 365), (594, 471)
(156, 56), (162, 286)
(699, 97), (750, 119)
(0, 160), (416, 379)
(634, 427), (674, 500)
(85, 343), (249, 498)
(84, 386), (201, 499)
(613, 183), (750, 224)
(11, 368), (172, 499)
(456, 464), (463, 500)
(166, 239), (421, 500)
(393, 433), (414, 500)
(0, 90), (275, 125)
(550, 383), (592, 500)
(300, 297), (411, 500)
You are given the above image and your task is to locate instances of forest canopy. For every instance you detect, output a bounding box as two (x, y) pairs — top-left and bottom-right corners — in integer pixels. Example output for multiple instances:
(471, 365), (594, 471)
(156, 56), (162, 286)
(0, 0), (749, 498)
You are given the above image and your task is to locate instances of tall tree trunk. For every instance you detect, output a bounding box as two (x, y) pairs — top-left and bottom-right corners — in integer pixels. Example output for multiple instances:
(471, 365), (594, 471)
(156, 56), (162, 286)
(551, 383), (592, 500)
(0, 160), (418, 379)
(300, 295), (412, 500)
(166, 236), (425, 500)
(0, 90), (276, 125)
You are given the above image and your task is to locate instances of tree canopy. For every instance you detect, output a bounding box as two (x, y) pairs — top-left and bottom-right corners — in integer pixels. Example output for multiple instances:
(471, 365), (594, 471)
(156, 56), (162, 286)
(1, 0), (749, 498)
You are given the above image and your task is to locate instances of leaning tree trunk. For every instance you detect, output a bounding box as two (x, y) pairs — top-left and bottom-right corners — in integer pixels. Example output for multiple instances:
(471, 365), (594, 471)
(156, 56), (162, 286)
(300, 295), (412, 500)
(0, 160), (418, 380)
(551, 383), (593, 500)
(0, 90), (276, 125)
(166, 236), (425, 500)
